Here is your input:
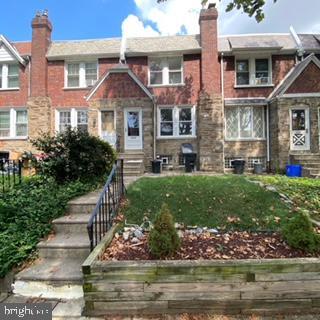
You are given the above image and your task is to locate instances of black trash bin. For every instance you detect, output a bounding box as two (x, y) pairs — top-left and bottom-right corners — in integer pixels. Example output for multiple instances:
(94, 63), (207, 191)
(152, 160), (162, 174)
(185, 153), (197, 173)
(232, 159), (246, 174)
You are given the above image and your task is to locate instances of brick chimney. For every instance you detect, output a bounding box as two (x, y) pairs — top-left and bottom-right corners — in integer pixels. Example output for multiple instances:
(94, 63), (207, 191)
(30, 10), (52, 97)
(199, 4), (220, 95)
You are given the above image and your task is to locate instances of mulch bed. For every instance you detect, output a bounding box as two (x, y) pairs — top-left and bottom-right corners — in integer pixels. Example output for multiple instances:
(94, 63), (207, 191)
(101, 230), (320, 261)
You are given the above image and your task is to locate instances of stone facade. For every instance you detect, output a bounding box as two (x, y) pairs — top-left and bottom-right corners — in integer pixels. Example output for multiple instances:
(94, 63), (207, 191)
(156, 138), (197, 170)
(88, 97), (154, 171)
(197, 93), (224, 172)
(224, 141), (267, 165)
(270, 97), (320, 171)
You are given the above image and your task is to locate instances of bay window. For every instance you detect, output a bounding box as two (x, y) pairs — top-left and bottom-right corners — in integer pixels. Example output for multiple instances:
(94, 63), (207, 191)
(57, 109), (88, 133)
(225, 106), (265, 140)
(158, 106), (196, 138)
(66, 62), (98, 88)
(0, 63), (20, 89)
(149, 57), (183, 86)
(235, 57), (272, 86)
(0, 108), (28, 138)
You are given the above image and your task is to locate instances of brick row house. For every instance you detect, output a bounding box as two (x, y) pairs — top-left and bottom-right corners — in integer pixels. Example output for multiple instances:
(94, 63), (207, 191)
(1, 4), (320, 175)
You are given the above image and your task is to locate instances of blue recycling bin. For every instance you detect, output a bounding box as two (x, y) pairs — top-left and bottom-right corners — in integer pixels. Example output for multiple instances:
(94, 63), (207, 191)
(286, 164), (302, 178)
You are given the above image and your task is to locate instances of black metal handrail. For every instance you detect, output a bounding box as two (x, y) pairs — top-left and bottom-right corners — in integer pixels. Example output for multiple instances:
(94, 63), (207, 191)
(0, 159), (22, 193)
(87, 159), (125, 251)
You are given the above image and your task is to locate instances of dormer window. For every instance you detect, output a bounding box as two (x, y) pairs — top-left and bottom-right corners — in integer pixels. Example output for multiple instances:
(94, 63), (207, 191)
(65, 62), (98, 88)
(235, 57), (272, 87)
(149, 57), (183, 86)
(0, 63), (20, 89)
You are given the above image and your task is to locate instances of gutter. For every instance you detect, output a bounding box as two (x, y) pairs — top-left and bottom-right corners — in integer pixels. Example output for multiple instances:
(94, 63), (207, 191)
(266, 104), (271, 172)
(152, 96), (157, 160)
(221, 52), (225, 172)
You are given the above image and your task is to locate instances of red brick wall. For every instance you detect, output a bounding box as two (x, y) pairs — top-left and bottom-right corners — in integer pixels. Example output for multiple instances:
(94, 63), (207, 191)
(47, 60), (90, 107)
(199, 7), (220, 95)
(93, 72), (147, 99)
(30, 16), (52, 97)
(223, 55), (296, 98)
(287, 61), (320, 94)
(0, 64), (29, 107)
(85, 55), (200, 105)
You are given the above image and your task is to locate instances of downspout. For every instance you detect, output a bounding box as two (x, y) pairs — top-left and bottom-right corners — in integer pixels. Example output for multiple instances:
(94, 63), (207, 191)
(221, 53), (225, 172)
(266, 104), (270, 172)
(153, 96), (157, 160)
(27, 56), (31, 97)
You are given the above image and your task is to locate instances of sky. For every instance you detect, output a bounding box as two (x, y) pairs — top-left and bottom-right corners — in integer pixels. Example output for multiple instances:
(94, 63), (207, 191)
(1, 0), (320, 42)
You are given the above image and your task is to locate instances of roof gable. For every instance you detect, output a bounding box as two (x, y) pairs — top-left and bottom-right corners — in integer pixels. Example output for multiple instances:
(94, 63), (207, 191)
(269, 54), (320, 99)
(0, 35), (26, 65)
(86, 64), (153, 101)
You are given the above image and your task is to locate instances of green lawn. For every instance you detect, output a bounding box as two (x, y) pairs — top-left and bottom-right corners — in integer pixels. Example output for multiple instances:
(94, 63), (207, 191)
(251, 175), (320, 221)
(123, 175), (292, 231)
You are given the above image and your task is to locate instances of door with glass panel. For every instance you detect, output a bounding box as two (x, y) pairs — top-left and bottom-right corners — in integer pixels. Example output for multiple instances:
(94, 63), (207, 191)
(100, 110), (116, 148)
(290, 108), (310, 151)
(124, 108), (142, 150)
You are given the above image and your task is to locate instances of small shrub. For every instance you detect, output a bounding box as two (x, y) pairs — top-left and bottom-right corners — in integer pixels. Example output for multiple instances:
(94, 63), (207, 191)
(32, 128), (116, 183)
(148, 204), (180, 258)
(282, 211), (320, 253)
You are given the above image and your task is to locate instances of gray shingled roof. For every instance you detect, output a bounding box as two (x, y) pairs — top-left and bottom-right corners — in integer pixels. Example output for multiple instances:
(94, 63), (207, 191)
(46, 33), (311, 59)
(219, 34), (297, 53)
(298, 34), (320, 51)
(47, 35), (201, 59)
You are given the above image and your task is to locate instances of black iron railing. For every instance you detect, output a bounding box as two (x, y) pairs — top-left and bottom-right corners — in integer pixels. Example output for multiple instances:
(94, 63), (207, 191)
(87, 159), (125, 251)
(0, 159), (22, 193)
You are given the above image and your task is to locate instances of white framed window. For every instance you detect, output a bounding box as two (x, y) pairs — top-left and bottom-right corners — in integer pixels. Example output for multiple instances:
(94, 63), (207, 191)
(158, 106), (196, 138)
(0, 108), (28, 139)
(235, 57), (272, 87)
(225, 106), (265, 140)
(65, 62), (98, 88)
(0, 63), (20, 89)
(149, 57), (183, 86)
(56, 108), (88, 133)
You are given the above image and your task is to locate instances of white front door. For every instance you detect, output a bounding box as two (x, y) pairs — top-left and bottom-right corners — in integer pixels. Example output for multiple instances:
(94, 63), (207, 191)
(124, 108), (143, 150)
(290, 107), (310, 151)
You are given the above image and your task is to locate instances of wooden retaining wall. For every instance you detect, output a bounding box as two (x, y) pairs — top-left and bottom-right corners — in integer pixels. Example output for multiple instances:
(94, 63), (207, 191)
(82, 228), (320, 316)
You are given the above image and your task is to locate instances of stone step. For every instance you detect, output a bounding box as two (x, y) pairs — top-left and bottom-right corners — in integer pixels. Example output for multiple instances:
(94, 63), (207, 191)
(124, 171), (143, 177)
(118, 153), (144, 160)
(66, 190), (101, 214)
(53, 214), (90, 234)
(66, 203), (96, 215)
(124, 159), (144, 166)
(14, 258), (84, 299)
(37, 233), (90, 259)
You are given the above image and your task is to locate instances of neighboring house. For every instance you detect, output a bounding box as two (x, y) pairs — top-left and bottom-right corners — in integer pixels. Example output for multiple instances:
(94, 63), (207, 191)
(1, 4), (320, 175)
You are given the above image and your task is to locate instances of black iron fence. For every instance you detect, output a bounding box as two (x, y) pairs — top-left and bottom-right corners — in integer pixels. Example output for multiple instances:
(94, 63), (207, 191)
(87, 159), (125, 251)
(0, 159), (22, 193)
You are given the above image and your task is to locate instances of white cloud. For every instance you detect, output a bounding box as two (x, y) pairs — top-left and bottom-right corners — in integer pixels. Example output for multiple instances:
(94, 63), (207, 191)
(122, 0), (206, 38)
(122, 14), (160, 38)
(121, 0), (320, 38)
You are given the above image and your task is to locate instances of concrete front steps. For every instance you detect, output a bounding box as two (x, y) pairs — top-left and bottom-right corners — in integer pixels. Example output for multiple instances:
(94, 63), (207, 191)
(119, 152), (145, 176)
(291, 153), (320, 178)
(13, 190), (100, 300)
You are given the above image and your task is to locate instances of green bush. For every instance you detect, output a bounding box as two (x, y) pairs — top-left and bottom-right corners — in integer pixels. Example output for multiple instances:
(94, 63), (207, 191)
(282, 211), (320, 253)
(32, 128), (116, 183)
(148, 204), (180, 258)
(0, 176), (98, 277)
